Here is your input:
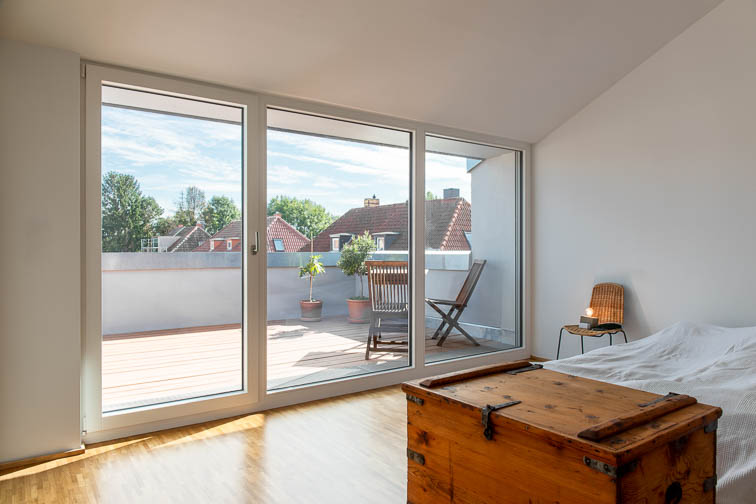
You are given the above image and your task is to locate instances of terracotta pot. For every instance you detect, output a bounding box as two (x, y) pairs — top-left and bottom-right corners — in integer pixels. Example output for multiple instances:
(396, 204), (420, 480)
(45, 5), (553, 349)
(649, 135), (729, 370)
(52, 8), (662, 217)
(299, 300), (323, 322)
(346, 298), (371, 324)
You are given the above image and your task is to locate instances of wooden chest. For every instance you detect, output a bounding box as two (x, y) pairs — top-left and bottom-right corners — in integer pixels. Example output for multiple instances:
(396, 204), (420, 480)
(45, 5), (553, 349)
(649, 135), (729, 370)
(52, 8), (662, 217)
(402, 361), (722, 504)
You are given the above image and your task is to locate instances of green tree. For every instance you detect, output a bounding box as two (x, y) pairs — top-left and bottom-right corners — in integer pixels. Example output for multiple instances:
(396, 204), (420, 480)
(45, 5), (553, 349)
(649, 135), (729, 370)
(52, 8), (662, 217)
(152, 216), (179, 236)
(267, 195), (334, 238)
(202, 196), (241, 234)
(426, 191), (438, 200)
(299, 254), (325, 302)
(102, 172), (164, 252)
(336, 231), (376, 299)
(175, 186), (206, 226)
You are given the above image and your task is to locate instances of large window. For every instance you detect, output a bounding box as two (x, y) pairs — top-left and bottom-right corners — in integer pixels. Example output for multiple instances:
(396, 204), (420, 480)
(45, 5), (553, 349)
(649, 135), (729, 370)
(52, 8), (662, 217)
(265, 108), (412, 390)
(84, 64), (527, 440)
(424, 134), (522, 364)
(99, 85), (244, 412)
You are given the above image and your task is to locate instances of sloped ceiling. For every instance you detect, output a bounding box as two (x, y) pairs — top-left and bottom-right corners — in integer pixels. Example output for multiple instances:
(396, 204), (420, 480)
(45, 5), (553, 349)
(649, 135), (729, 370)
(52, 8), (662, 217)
(0, 0), (722, 142)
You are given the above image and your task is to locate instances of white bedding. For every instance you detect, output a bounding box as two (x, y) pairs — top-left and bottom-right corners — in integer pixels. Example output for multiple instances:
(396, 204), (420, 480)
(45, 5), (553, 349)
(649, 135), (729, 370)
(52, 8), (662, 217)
(543, 321), (756, 503)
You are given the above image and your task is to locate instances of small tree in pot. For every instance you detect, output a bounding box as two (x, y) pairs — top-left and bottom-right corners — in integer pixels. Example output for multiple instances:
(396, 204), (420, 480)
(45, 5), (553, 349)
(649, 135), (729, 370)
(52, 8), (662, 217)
(299, 253), (325, 321)
(337, 231), (376, 323)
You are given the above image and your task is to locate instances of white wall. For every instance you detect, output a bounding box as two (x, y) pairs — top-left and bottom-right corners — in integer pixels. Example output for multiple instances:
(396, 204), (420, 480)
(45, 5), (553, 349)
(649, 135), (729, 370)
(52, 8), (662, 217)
(470, 152), (517, 331)
(0, 39), (81, 462)
(532, 0), (756, 359)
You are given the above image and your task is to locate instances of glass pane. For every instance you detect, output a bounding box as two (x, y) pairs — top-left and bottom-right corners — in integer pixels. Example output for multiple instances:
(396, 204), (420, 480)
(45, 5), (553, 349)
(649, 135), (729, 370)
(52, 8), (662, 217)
(424, 134), (520, 363)
(266, 108), (411, 390)
(100, 85), (244, 412)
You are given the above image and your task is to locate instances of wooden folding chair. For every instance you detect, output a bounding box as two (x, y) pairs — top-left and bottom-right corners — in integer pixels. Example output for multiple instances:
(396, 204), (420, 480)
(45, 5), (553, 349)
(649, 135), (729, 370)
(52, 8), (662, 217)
(365, 260), (409, 359)
(557, 282), (627, 359)
(425, 259), (486, 347)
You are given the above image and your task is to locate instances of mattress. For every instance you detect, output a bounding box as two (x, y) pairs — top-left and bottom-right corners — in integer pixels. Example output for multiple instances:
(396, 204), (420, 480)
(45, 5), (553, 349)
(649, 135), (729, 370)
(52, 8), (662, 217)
(544, 321), (756, 503)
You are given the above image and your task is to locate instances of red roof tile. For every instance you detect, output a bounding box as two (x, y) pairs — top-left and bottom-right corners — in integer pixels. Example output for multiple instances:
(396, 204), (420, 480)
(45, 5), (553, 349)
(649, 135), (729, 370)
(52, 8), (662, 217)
(307, 198), (471, 252)
(192, 216), (310, 253)
(265, 214), (310, 252)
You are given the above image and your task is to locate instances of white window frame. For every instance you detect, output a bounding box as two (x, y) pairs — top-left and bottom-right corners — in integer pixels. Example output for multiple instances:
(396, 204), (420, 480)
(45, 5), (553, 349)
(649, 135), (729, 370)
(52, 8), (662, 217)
(82, 64), (531, 443)
(331, 237), (340, 251)
(376, 236), (385, 251)
(83, 64), (260, 440)
(255, 96), (531, 411)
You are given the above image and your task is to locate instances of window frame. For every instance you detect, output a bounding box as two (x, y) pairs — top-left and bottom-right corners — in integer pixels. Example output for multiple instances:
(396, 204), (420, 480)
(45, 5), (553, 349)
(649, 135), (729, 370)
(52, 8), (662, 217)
(82, 64), (531, 443)
(83, 64), (260, 438)
(254, 95), (531, 413)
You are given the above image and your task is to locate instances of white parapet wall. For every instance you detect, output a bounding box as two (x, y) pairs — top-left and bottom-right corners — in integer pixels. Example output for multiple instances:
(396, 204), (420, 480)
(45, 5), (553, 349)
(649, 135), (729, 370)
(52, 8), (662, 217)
(101, 250), (514, 344)
(102, 253), (243, 334)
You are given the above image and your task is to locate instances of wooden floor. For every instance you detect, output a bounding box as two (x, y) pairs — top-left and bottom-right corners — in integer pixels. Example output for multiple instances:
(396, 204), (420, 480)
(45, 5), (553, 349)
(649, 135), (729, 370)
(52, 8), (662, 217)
(0, 387), (407, 504)
(102, 316), (513, 411)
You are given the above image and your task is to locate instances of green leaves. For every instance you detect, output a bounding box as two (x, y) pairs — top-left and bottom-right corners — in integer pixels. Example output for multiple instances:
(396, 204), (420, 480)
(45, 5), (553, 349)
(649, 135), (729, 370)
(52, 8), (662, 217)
(202, 196), (241, 234)
(299, 254), (325, 302)
(267, 195), (334, 238)
(299, 254), (325, 279)
(174, 186), (207, 226)
(102, 172), (164, 252)
(336, 231), (376, 277)
(336, 231), (376, 298)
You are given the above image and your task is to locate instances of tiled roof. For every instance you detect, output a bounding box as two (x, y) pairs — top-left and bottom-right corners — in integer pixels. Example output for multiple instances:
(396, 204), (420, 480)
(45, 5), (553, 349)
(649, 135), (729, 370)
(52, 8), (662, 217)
(308, 198), (471, 252)
(266, 214), (310, 252)
(192, 216), (310, 253)
(429, 198), (471, 251)
(166, 225), (212, 252)
(211, 220), (242, 240)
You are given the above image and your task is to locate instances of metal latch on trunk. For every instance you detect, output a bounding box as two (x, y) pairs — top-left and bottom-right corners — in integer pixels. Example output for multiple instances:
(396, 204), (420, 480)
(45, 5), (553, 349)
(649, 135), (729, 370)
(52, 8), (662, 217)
(481, 400), (521, 440)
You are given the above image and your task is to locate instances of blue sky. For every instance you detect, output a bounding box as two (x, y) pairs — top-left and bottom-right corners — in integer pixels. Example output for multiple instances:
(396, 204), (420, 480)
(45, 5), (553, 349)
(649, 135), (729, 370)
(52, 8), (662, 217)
(102, 106), (471, 217)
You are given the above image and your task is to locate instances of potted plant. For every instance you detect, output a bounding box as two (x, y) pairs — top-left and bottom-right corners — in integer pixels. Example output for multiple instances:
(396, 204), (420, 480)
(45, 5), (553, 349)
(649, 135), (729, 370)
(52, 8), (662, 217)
(299, 253), (325, 322)
(337, 231), (376, 323)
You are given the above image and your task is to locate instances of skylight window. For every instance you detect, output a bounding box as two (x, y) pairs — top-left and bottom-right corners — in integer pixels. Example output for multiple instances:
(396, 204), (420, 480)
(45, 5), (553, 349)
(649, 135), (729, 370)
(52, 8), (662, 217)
(273, 238), (285, 252)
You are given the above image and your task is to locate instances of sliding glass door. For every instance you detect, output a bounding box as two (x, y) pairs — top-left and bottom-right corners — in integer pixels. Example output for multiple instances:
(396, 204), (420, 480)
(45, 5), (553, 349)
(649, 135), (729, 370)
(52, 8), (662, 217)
(84, 65), (526, 438)
(84, 65), (260, 433)
(265, 108), (412, 390)
(98, 85), (245, 412)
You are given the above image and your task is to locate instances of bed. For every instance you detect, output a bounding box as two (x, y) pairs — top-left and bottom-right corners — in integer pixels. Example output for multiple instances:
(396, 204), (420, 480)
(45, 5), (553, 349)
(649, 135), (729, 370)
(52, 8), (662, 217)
(544, 321), (756, 503)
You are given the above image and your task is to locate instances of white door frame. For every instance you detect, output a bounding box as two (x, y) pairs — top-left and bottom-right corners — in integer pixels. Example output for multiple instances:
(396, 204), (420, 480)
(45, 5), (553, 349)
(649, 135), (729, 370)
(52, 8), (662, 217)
(82, 63), (532, 443)
(83, 64), (260, 434)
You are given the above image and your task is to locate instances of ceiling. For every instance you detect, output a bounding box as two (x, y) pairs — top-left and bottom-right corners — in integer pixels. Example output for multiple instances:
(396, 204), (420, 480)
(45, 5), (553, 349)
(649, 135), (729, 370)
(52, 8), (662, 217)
(0, 0), (722, 143)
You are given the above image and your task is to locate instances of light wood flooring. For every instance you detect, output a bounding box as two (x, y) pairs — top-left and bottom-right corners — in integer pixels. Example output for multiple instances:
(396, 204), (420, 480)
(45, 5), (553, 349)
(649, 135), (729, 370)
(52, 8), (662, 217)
(102, 317), (513, 411)
(0, 387), (407, 503)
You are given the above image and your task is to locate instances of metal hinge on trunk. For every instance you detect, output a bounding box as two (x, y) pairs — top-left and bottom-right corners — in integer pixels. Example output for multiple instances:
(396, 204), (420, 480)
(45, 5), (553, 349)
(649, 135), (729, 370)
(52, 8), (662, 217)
(583, 456), (638, 478)
(703, 475), (717, 492)
(406, 394), (424, 406)
(406, 448), (425, 466)
(704, 419), (718, 433)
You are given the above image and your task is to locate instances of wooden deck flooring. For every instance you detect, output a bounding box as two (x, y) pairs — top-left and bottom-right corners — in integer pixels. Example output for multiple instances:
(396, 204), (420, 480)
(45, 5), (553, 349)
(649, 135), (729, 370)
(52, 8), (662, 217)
(102, 316), (513, 411)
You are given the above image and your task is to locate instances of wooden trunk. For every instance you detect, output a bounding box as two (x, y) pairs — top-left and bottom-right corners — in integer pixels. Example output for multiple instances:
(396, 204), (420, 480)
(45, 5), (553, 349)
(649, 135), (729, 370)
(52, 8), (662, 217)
(402, 361), (722, 504)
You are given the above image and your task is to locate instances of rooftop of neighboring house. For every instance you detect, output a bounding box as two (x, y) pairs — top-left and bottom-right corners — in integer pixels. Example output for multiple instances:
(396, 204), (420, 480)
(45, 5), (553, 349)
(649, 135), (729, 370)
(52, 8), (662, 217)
(265, 214), (310, 252)
(308, 195), (471, 252)
(192, 214), (310, 253)
(165, 225), (212, 252)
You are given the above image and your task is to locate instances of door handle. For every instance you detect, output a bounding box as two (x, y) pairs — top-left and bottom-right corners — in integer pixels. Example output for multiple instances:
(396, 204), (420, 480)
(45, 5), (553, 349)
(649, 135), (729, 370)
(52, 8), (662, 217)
(251, 231), (259, 255)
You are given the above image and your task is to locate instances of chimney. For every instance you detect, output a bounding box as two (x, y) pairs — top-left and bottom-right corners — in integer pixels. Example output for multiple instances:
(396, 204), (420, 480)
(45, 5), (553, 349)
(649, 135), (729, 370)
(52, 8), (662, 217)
(196, 220), (204, 229)
(364, 194), (379, 207)
(443, 188), (460, 199)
